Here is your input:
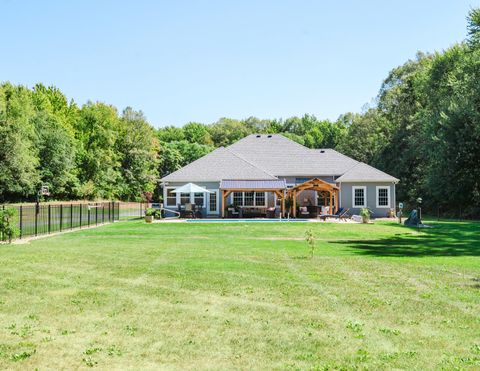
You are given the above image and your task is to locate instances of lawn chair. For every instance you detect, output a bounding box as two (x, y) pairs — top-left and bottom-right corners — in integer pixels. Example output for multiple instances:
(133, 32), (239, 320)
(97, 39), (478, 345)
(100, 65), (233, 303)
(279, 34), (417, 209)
(319, 207), (350, 221)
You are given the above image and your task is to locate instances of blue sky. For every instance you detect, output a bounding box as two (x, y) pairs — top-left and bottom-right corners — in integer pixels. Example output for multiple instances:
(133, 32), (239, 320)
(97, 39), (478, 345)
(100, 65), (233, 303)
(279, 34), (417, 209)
(1, 0), (476, 127)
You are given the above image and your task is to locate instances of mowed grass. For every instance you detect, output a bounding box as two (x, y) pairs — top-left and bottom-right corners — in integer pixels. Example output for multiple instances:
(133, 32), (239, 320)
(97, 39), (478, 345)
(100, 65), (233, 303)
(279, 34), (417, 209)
(0, 220), (479, 370)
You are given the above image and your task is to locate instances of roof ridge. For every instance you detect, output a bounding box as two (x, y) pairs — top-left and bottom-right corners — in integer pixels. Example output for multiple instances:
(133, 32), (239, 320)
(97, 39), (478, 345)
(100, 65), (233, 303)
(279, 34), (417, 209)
(225, 147), (278, 179)
(340, 159), (362, 176)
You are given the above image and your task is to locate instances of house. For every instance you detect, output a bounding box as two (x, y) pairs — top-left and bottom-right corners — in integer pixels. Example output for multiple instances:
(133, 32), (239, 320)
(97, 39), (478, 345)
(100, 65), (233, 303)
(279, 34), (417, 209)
(160, 134), (399, 218)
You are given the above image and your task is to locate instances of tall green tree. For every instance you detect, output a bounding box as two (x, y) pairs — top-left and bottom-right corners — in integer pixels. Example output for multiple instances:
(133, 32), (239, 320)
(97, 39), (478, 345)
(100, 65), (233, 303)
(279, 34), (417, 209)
(0, 83), (39, 202)
(75, 102), (122, 199)
(117, 107), (160, 200)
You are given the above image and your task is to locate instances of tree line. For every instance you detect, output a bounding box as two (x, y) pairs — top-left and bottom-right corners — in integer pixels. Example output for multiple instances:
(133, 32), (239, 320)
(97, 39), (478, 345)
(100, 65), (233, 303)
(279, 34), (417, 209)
(1, 8), (479, 217)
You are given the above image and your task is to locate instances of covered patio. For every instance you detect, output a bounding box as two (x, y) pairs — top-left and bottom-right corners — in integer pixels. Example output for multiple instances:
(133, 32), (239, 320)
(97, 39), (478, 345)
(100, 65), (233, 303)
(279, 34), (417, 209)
(287, 178), (339, 218)
(220, 179), (287, 218)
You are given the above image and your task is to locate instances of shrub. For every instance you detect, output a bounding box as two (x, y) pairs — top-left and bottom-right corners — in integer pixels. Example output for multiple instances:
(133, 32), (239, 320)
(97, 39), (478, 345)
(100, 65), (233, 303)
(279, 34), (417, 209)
(145, 208), (156, 217)
(359, 208), (371, 223)
(0, 207), (19, 243)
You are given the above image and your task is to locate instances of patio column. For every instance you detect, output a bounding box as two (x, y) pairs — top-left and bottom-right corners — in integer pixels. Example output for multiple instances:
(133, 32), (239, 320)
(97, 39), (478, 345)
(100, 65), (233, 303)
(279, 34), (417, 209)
(221, 190), (226, 218)
(329, 191), (333, 214)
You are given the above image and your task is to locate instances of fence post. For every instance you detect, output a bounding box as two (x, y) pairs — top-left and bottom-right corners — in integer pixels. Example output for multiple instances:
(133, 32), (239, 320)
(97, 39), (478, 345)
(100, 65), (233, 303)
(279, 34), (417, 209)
(60, 204), (63, 232)
(48, 204), (51, 234)
(35, 205), (38, 236)
(88, 205), (90, 227)
(108, 202), (111, 222)
(19, 206), (23, 239)
(70, 203), (73, 229)
(79, 205), (82, 228)
(95, 203), (98, 225)
(102, 203), (105, 223)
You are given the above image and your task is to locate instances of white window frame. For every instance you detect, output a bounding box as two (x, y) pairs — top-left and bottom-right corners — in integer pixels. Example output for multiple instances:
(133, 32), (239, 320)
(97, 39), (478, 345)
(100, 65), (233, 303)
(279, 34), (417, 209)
(165, 187), (177, 207)
(164, 186), (207, 208)
(207, 189), (219, 214)
(376, 186), (391, 208)
(352, 186), (367, 208)
(229, 192), (267, 207)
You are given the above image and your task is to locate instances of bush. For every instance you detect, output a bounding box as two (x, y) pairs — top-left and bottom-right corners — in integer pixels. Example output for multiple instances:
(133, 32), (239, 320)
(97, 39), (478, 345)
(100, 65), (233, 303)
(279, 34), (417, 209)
(359, 208), (371, 223)
(0, 207), (19, 243)
(145, 208), (156, 217)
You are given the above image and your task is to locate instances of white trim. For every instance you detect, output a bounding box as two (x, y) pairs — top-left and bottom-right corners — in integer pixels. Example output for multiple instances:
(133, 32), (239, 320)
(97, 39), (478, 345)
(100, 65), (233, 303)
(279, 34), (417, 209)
(165, 187), (177, 207)
(207, 189), (219, 214)
(352, 186), (367, 208)
(376, 186), (391, 208)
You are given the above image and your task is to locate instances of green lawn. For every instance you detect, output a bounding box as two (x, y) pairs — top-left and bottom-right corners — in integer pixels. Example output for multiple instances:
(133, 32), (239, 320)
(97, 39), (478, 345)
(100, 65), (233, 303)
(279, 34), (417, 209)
(0, 220), (479, 369)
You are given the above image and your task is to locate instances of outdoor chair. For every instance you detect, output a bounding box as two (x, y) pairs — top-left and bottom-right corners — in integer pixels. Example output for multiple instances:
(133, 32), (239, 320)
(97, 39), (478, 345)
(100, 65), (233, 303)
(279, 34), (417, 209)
(184, 203), (196, 218)
(177, 204), (185, 218)
(299, 206), (310, 218)
(319, 208), (350, 221)
(266, 207), (276, 218)
(227, 207), (240, 218)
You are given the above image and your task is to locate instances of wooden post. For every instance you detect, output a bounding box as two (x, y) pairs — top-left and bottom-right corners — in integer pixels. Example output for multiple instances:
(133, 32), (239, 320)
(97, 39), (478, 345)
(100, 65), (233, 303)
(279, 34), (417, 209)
(281, 197), (285, 217)
(221, 190), (225, 218)
(324, 192), (327, 214)
(329, 192), (333, 214)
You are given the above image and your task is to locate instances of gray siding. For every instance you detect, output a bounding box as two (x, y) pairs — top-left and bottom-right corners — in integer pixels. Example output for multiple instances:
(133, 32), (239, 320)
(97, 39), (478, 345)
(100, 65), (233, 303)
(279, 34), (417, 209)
(339, 182), (396, 218)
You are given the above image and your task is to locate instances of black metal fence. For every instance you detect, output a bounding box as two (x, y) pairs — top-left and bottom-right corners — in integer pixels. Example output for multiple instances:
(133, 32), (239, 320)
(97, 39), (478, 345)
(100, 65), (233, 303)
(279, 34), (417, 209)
(1, 202), (120, 239)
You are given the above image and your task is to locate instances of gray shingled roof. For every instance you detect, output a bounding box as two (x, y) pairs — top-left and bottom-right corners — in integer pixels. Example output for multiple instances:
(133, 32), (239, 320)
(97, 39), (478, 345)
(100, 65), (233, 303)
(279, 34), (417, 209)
(161, 147), (276, 182)
(227, 134), (358, 176)
(336, 162), (399, 182)
(220, 179), (286, 190)
(161, 134), (399, 183)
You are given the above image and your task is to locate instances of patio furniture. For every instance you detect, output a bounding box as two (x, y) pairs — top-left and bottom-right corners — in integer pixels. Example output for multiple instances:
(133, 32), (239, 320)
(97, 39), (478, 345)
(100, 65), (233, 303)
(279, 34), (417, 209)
(184, 203), (196, 218)
(241, 207), (267, 218)
(227, 207), (240, 218)
(266, 207), (276, 218)
(319, 208), (350, 221)
(177, 204), (185, 218)
(299, 206), (310, 218)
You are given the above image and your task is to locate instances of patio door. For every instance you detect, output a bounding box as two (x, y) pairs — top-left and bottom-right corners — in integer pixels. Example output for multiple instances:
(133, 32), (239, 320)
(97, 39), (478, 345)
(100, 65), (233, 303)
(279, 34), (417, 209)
(207, 190), (219, 215)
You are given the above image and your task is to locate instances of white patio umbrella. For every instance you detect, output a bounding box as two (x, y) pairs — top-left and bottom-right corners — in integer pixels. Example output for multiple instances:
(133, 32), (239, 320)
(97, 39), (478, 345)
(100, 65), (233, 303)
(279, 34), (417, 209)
(171, 183), (212, 194)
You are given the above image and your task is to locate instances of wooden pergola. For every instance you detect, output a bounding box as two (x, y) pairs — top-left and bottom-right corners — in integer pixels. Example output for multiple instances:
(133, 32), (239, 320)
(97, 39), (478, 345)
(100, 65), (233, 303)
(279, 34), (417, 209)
(219, 180), (287, 218)
(286, 178), (339, 218)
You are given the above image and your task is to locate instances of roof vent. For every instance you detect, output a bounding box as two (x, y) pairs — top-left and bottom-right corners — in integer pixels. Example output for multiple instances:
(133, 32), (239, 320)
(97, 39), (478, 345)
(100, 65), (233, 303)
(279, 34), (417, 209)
(256, 135), (261, 138)
(320, 150), (325, 153)
(267, 134), (272, 138)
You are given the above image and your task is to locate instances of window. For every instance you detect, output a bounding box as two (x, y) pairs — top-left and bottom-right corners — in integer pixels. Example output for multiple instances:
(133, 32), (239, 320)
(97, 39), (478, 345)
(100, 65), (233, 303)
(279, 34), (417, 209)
(244, 192), (254, 206)
(230, 192), (267, 207)
(209, 191), (217, 212)
(233, 192), (243, 207)
(352, 186), (366, 208)
(194, 193), (204, 207)
(255, 192), (266, 206)
(166, 188), (176, 207)
(376, 186), (390, 208)
(180, 193), (190, 205)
